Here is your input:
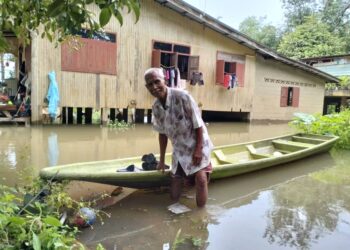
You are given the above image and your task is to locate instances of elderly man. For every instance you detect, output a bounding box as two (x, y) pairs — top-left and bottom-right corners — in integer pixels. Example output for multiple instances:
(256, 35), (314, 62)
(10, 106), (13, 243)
(144, 68), (213, 207)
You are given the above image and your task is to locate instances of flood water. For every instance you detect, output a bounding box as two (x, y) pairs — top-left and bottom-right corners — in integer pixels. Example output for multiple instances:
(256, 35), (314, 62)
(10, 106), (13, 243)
(0, 123), (349, 250)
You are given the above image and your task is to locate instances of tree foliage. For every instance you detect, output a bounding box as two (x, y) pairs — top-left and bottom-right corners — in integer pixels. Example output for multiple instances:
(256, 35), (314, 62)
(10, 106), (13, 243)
(238, 0), (350, 57)
(239, 16), (281, 50)
(0, 0), (141, 52)
(281, 0), (319, 31)
(321, 0), (350, 51)
(277, 16), (346, 59)
(279, 0), (350, 57)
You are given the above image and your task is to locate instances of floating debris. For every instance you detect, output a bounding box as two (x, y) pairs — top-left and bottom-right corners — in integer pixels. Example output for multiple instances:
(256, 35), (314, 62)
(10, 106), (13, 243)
(167, 203), (191, 214)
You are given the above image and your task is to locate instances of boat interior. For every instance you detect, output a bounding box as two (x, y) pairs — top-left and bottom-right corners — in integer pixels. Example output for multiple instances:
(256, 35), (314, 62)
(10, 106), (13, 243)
(211, 134), (331, 166)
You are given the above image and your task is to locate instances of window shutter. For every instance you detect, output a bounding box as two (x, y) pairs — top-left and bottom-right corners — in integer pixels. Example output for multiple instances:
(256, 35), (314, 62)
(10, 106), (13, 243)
(151, 50), (161, 67)
(216, 60), (225, 84)
(94, 39), (117, 74)
(86, 39), (95, 73)
(187, 55), (200, 79)
(61, 41), (80, 71)
(236, 63), (245, 87)
(280, 87), (288, 107)
(61, 38), (116, 75)
(171, 52), (178, 67)
(292, 87), (300, 107)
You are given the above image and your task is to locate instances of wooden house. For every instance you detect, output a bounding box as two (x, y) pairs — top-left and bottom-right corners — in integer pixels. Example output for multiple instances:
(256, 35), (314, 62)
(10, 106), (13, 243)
(21, 0), (339, 124)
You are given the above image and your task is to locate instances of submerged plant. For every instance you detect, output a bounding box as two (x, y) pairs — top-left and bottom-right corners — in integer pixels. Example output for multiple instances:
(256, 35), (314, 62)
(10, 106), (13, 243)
(170, 228), (207, 249)
(289, 109), (350, 149)
(107, 120), (133, 129)
(171, 228), (185, 250)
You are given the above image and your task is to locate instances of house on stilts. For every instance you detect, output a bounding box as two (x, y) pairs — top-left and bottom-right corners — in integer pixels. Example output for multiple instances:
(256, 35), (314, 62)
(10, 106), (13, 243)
(1, 0), (339, 125)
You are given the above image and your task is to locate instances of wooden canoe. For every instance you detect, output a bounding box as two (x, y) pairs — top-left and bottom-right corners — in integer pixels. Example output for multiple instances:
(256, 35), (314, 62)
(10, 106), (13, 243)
(39, 133), (338, 188)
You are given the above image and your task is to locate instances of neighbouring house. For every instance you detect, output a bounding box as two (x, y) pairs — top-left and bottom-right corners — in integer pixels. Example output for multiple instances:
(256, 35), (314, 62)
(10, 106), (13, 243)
(2, 0), (339, 124)
(302, 54), (350, 114)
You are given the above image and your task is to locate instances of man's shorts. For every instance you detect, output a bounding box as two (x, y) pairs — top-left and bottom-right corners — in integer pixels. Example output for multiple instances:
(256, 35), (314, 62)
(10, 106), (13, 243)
(171, 162), (212, 186)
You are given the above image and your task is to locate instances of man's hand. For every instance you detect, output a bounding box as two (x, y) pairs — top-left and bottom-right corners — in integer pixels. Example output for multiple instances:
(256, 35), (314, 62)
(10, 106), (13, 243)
(157, 161), (166, 173)
(192, 149), (202, 166)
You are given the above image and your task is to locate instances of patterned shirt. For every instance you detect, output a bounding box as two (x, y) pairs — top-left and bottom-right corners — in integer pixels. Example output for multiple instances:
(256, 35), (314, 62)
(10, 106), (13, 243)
(152, 88), (213, 175)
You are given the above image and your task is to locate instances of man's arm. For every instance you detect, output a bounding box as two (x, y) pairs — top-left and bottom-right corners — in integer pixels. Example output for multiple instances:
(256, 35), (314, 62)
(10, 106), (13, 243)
(158, 133), (168, 172)
(192, 127), (203, 166)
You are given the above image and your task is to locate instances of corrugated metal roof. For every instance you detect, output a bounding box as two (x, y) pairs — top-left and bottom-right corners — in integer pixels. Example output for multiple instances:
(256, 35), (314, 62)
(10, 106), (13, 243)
(302, 54), (350, 61)
(155, 0), (339, 83)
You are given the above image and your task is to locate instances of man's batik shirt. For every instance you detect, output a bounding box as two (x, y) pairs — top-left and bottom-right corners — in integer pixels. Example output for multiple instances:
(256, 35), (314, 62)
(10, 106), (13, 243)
(152, 88), (213, 175)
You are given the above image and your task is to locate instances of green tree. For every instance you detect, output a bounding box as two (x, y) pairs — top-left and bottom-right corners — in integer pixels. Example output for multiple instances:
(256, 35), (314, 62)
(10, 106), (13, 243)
(0, 0), (141, 52)
(281, 0), (319, 31)
(280, 0), (350, 53)
(321, 0), (350, 51)
(277, 16), (346, 59)
(239, 16), (281, 50)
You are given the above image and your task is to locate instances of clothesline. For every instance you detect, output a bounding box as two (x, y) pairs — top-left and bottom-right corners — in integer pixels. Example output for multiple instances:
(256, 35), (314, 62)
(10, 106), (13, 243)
(160, 64), (176, 69)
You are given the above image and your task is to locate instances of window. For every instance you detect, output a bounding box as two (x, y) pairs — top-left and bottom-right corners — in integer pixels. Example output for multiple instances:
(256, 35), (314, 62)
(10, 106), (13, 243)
(154, 41), (172, 52)
(61, 30), (117, 75)
(151, 40), (198, 80)
(216, 60), (245, 87)
(280, 87), (300, 107)
(174, 44), (190, 54)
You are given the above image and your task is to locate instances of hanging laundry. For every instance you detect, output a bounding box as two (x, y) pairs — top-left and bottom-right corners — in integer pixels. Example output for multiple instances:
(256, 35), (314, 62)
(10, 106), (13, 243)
(228, 74), (237, 90)
(46, 71), (60, 119)
(223, 74), (231, 88)
(165, 69), (170, 80)
(161, 66), (185, 89)
(170, 68), (176, 88)
(175, 68), (180, 87)
(190, 72), (204, 85)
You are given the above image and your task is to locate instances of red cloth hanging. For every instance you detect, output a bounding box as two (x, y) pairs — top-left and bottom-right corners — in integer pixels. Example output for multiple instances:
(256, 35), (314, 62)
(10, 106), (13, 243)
(223, 74), (230, 88)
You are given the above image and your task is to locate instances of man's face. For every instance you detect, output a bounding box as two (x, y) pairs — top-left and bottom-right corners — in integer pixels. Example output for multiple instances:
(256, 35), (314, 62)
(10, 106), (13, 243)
(145, 72), (167, 99)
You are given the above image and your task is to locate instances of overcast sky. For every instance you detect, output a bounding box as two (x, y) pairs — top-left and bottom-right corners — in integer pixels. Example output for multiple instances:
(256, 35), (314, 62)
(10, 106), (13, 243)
(183, 0), (285, 29)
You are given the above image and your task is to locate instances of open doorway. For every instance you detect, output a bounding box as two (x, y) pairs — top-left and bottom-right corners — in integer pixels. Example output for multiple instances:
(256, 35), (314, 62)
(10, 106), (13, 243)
(0, 37), (31, 125)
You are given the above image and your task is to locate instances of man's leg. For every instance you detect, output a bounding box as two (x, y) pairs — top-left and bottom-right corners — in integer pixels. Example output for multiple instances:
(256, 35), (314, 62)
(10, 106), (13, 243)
(170, 175), (183, 202)
(195, 170), (208, 207)
(170, 164), (184, 202)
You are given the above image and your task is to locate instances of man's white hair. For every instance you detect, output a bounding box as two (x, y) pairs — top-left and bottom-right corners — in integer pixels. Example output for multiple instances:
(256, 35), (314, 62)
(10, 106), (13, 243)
(144, 67), (164, 80)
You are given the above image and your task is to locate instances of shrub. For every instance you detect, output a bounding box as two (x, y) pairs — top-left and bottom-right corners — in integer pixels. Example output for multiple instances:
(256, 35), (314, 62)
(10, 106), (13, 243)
(289, 109), (350, 149)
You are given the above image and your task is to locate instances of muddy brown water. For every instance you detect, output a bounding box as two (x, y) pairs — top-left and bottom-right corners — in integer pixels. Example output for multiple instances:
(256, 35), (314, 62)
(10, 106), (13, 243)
(0, 123), (349, 250)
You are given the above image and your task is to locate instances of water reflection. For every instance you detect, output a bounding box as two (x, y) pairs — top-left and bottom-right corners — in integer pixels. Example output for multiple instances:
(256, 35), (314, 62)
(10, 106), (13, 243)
(0, 143), (17, 168)
(48, 132), (59, 166)
(263, 177), (350, 249)
(210, 152), (350, 250)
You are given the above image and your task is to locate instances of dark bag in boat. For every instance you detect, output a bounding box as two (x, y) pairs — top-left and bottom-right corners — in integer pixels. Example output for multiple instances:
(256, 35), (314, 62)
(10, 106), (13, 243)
(141, 153), (170, 171)
(141, 153), (158, 171)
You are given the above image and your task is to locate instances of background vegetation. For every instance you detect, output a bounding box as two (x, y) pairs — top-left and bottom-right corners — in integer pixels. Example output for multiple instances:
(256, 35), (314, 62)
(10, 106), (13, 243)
(290, 109), (350, 149)
(239, 0), (350, 59)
